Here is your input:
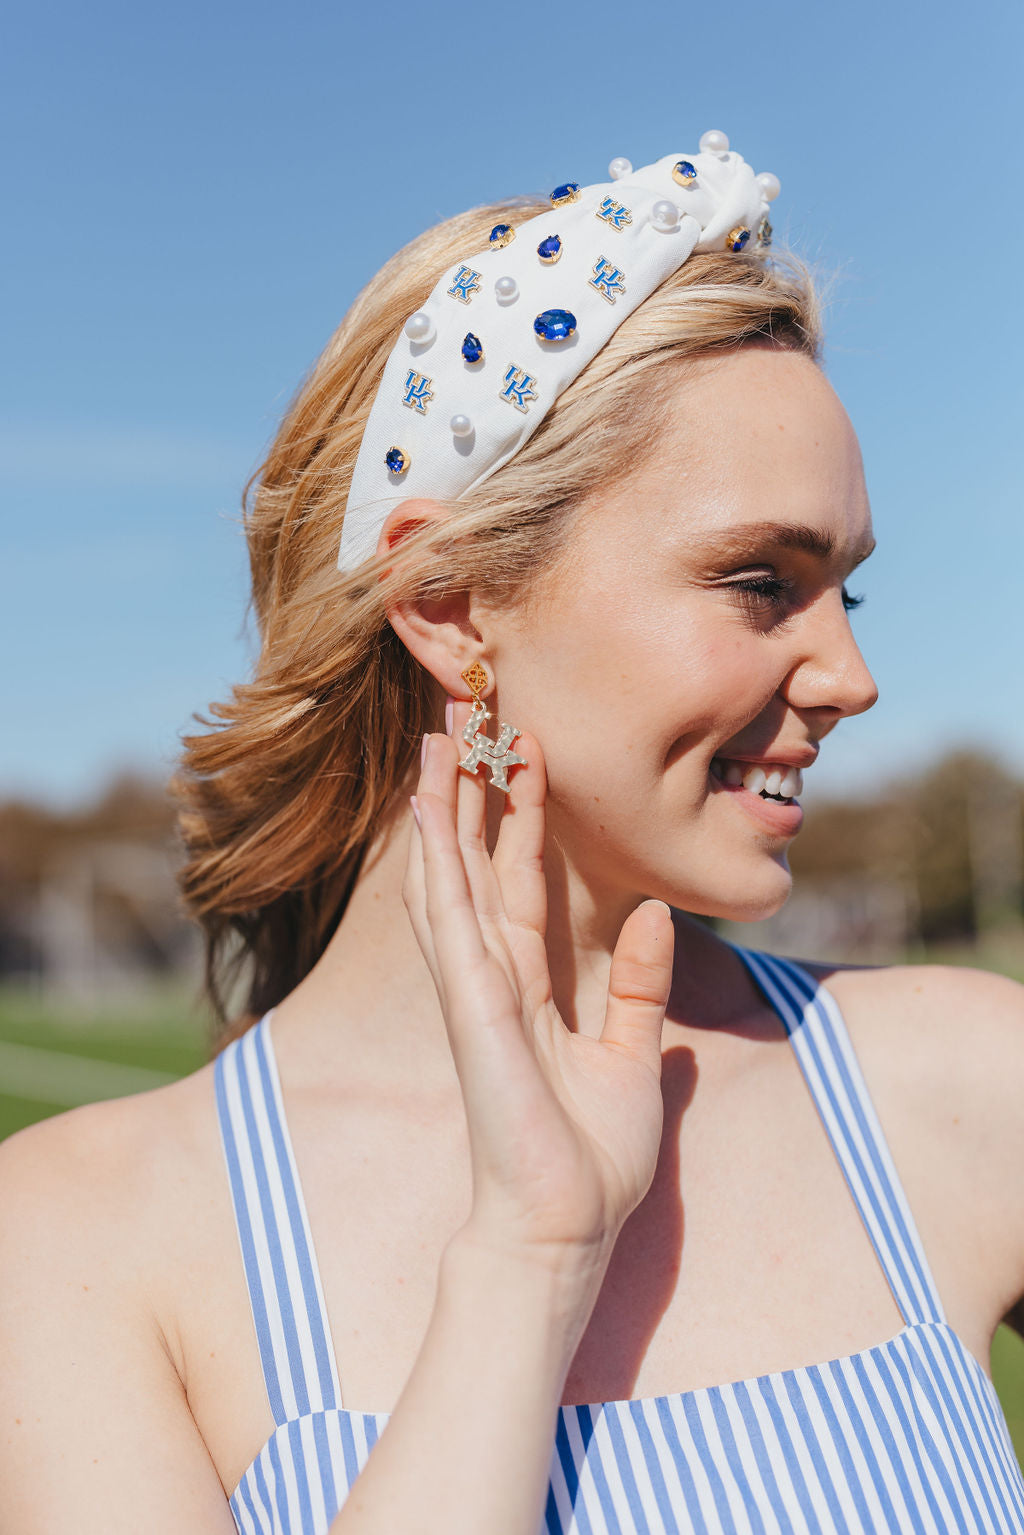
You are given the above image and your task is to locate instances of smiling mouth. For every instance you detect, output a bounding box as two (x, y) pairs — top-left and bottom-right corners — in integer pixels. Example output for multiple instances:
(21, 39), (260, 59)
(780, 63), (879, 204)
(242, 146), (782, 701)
(710, 757), (804, 806)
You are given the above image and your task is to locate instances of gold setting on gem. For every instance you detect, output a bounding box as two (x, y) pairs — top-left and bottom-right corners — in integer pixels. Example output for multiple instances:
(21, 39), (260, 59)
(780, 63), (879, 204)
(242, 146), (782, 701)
(671, 160), (699, 189)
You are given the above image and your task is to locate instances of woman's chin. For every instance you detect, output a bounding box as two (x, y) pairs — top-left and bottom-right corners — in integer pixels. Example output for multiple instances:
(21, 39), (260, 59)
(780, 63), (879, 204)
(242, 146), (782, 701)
(675, 862), (793, 925)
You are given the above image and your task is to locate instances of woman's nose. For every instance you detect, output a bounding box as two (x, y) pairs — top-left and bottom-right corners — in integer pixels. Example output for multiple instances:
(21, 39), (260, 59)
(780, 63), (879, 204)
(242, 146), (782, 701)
(783, 594), (879, 720)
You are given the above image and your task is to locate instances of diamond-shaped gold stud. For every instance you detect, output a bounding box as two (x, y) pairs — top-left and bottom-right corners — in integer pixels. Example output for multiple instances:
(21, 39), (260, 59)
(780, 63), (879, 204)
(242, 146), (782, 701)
(460, 660), (489, 697)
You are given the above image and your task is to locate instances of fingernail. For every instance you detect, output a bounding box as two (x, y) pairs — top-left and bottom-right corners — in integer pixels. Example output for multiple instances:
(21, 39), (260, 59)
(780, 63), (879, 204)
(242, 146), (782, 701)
(421, 733), (430, 768)
(410, 794), (422, 829)
(444, 696), (454, 735)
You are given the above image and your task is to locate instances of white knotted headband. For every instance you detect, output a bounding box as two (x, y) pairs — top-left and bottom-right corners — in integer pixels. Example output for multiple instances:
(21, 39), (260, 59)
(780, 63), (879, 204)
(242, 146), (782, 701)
(337, 130), (780, 572)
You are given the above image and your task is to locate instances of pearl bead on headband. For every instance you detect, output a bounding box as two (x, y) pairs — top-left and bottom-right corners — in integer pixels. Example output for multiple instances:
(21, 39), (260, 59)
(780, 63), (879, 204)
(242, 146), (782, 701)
(337, 131), (780, 573)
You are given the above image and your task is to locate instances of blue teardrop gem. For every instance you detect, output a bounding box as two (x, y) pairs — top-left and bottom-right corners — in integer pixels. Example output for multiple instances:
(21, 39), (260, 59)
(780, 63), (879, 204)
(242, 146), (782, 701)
(461, 332), (483, 363)
(729, 226), (752, 252)
(672, 159), (698, 187)
(533, 308), (577, 342)
(550, 182), (580, 206)
(489, 223), (515, 248)
(537, 235), (562, 264)
(385, 447), (408, 474)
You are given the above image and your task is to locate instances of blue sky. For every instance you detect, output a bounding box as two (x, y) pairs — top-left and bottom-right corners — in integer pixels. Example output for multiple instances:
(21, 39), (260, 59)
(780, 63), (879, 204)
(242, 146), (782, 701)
(2, 0), (1021, 805)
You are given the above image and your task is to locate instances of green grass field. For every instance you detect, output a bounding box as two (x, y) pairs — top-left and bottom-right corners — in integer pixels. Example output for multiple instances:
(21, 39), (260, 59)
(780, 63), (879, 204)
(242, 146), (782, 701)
(1, 982), (1022, 1465)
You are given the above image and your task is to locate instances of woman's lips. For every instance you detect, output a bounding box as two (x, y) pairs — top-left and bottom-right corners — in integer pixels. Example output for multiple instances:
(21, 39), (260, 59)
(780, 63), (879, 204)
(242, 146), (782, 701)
(708, 770), (804, 835)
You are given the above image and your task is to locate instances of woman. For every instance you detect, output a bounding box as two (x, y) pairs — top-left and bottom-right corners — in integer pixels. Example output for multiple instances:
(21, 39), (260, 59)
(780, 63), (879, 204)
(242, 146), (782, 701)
(2, 137), (1022, 1535)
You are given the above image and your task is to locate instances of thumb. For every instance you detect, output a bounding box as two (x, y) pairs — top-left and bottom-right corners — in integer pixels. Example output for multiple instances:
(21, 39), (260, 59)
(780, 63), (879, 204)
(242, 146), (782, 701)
(599, 900), (675, 1075)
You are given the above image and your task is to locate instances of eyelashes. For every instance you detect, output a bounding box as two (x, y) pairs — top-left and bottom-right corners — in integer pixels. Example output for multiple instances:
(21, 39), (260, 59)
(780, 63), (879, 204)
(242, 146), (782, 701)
(730, 574), (792, 604)
(727, 575), (866, 614)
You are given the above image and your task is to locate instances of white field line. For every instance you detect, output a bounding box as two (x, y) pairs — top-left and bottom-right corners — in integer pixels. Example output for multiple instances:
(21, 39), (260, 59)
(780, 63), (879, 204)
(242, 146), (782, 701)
(0, 1039), (180, 1107)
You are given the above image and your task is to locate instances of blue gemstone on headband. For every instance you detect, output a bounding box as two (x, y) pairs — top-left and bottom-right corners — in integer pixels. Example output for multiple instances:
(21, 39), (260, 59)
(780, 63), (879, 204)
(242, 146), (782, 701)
(385, 447), (408, 474)
(534, 308), (577, 342)
(550, 182), (580, 206)
(672, 159), (698, 186)
(461, 332), (483, 363)
(537, 235), (562, 264)
(489, 223), (515, 248)
(728, 226), (752, 252)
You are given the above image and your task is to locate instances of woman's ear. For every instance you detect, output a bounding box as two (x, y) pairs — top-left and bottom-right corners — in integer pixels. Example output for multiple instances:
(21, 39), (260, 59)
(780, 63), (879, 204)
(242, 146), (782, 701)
(377, 499), (482, 697)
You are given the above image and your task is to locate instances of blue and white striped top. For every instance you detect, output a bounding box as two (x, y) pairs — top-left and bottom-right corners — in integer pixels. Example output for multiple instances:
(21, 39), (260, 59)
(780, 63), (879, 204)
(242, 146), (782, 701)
(214, 947), (1024, 1533)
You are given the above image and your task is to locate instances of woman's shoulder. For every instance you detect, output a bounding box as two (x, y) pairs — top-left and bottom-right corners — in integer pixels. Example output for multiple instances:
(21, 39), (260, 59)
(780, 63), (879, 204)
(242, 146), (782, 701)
(0, 1062), (220, 1368)
(798, 953), (1024, 1086)
(794, 955), (1024, 1156)
(0, 1067), (254, 1526)
(0, 1054), (217, 1200)
(736, 942), (1024, 1124)
(796, 954), (1024, 1332)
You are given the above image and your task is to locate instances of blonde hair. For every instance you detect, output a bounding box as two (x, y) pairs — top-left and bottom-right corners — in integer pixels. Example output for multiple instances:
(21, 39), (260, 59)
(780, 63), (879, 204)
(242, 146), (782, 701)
(173, 193), (823, 1046)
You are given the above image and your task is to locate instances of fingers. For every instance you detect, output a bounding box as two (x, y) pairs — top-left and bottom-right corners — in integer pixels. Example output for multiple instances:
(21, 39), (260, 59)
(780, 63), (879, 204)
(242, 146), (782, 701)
(406, 725), (542, 1103)
(413, 733), (493, 983)
(447, 696), (540, 935)
(404, 692), (547, 1021)
(402, 773), (442, 999)
(599, 901), (675, 1077)
(490, 724), (548, 941)
(449, 699), (498, 917)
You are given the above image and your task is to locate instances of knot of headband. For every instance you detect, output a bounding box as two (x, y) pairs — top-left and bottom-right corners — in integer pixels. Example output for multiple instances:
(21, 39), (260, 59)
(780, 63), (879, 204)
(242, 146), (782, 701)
(338, 130), (780, 572)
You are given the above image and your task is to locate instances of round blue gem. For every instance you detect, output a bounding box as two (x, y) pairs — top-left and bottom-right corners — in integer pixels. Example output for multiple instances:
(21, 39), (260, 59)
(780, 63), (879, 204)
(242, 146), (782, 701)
(550, 182), (580, 206)
(533, 308), (577, 342)
(385, 447), (408, 474)
(537, 234), (562, 264)
(672, 159), (698, 187)
(461, 331), (483, 363)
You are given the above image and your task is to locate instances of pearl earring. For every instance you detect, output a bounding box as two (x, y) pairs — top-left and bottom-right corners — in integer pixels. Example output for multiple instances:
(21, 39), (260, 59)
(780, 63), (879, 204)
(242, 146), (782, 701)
(456, 662), (528, 794)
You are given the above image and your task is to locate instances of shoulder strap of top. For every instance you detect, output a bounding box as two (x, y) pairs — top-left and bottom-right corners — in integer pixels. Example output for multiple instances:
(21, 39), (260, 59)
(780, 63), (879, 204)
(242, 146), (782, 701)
(734, 945), (947, 1329)
(214, 1014), (344, 1423)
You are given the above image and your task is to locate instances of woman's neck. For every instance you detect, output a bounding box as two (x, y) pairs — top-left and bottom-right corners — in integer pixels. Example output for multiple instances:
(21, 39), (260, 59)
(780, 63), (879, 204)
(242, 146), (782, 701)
(272, 802), (754, 1097)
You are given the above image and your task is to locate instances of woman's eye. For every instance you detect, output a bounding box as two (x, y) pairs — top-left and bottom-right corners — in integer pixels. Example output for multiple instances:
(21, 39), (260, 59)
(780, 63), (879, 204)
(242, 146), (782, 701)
(728, 576), (866, 614)
(730, 574), (792, 604)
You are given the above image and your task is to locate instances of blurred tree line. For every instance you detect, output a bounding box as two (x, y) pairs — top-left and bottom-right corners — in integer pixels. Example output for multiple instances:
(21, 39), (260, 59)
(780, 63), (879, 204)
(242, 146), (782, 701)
(0, 774), (196, 998)
(789, 749), (1024, 947)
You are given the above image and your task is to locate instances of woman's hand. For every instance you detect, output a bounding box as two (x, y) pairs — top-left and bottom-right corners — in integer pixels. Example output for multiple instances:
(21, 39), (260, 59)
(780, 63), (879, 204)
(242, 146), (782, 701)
(404, 700), (674, 1281)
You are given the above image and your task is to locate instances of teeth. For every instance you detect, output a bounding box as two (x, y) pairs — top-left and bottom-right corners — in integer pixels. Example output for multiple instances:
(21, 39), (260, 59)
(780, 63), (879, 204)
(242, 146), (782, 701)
(713, 758), (807, 799)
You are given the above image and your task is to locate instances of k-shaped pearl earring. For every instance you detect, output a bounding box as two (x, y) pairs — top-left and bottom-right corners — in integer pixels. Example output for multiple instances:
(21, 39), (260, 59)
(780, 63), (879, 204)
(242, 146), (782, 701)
(456, 662), (528, 794)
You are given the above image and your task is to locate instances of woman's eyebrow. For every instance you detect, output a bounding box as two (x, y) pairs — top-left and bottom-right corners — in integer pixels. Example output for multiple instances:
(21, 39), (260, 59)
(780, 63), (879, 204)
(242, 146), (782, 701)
(698, 521), (876, 564)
